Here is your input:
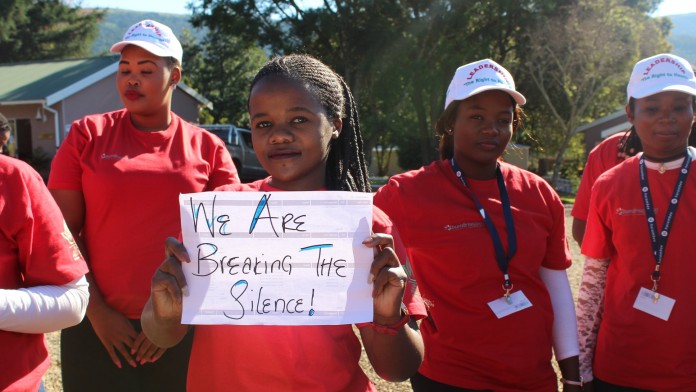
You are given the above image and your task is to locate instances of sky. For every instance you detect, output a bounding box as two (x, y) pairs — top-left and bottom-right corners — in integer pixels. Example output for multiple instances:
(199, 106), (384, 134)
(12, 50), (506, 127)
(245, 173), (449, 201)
(74, 0), (696, 17)
(76, 0), (322, 14)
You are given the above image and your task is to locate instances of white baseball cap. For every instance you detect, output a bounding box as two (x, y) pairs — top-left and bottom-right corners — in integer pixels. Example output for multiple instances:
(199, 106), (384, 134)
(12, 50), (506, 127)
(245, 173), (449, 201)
(444, 59), (526, 109)
(110, 20), (183, 64)
(626, 53), (696, 102)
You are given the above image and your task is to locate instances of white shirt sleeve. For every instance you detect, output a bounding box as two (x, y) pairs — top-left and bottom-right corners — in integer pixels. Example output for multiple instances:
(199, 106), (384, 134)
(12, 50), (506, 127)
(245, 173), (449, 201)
(0, 275), (89, 334)
(539, 266), (580, 361)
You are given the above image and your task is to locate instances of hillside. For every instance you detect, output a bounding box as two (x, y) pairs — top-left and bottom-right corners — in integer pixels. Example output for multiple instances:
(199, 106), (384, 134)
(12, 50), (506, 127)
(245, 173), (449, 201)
(90, 9), (204, 56)
(90, 9), (696, 65)
(667, 12), (696, 64)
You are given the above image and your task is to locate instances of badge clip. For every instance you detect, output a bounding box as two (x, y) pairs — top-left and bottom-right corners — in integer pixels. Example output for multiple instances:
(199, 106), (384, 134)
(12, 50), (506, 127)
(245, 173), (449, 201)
(502, 278), (513, 304)
(651, 267), (661, 304)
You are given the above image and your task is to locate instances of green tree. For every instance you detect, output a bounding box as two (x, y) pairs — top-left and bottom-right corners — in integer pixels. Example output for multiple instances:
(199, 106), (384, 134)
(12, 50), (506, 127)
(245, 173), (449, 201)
(0, 0), (104, 63)
(518, 0), (670, 186)
(182, 26), (267, 126)
(191, 0), (545, 168)
(189, 0), (670, 178)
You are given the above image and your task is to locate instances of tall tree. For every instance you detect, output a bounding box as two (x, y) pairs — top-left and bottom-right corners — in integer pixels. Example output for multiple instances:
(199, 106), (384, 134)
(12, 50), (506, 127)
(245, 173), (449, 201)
(189, 0), (670, 177)
(191, 0), (541, 168)
(0, 0), (104, 63)
(519, 0), (670, 186)
(181, 28), (267, 126)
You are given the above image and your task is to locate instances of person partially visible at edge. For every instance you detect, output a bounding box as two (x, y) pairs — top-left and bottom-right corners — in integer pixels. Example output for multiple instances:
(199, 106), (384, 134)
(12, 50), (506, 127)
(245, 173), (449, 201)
(577, 53), (696, 391)
(0, 113), (11, 155)
(571, 120), (696, 246)
(140, 54), (426, 392)
(47, 19), (239, 392)
(373, 59), (582, 391)
(0, 149), (89, 392)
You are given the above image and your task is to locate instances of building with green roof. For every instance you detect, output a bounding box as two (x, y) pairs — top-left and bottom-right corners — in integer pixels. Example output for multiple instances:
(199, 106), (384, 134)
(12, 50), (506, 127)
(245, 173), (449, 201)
(0, 56), (211, 166)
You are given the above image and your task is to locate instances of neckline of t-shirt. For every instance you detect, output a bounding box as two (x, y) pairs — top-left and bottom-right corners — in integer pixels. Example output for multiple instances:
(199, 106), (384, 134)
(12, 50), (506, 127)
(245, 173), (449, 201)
(638, 152), (686, 172)
(125, 112), (178, 139)
(260, 178), (327, 192)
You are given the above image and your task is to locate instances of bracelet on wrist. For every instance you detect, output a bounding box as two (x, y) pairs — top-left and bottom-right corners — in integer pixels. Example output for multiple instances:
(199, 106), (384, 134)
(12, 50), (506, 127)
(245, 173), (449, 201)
(560, 376), (583, 387)
(370, 307), (409, 335)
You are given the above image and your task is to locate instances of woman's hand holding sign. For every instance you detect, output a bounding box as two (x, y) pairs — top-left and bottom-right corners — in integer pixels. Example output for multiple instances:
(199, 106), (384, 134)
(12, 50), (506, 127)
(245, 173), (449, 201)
(141, 237), (192, 349)
(363, 233), (407, 325)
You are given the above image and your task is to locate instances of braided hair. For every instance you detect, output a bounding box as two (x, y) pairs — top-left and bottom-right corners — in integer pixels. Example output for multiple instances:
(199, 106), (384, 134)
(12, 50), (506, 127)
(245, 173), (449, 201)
(617, 126), (641, 157)
(249, 54), (371, 192)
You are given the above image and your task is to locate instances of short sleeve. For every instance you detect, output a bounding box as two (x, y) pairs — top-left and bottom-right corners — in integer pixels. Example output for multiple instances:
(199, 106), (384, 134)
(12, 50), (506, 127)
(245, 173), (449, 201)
(372, 206), (426, 319)
(572, 165), (596, 221)
(48, 120), (90, 191)
(372, 179), (402, 222)
(204, 137), (240, 190)
(573, 152), (608, 221)
(6, 160), (88, 286)
(581, 175), (614, 259)
(572, 134), (625, 221)
(541, 181), (572, 270)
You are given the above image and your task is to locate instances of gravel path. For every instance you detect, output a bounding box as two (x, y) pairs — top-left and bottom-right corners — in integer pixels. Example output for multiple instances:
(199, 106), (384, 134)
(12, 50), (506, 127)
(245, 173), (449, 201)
(44, 206), (583, 391)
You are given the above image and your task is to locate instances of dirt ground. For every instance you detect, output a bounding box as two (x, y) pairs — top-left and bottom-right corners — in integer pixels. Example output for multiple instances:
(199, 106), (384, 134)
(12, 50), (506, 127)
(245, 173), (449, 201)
(43, 206), (583, 391)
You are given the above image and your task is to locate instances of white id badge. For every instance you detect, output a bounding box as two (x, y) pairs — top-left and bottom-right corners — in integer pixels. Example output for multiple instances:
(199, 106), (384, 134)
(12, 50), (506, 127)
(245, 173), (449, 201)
(633, 287), (675, 321)
(487, 290), (533, 319)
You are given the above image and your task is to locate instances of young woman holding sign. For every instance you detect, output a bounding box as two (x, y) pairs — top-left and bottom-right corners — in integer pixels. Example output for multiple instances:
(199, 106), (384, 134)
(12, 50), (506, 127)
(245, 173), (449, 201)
(577, 53), (696, 391)
(373, 59), (581, 391)
(141, 54), (426, 391)
(48, 20), (239, 391)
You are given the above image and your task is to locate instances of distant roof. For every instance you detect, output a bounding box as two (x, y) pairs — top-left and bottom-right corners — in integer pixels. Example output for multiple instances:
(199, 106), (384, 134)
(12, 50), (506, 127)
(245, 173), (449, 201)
(574, 109), (629, 138)
(0, 56), (211, 108)
(0, 57), (117, 105)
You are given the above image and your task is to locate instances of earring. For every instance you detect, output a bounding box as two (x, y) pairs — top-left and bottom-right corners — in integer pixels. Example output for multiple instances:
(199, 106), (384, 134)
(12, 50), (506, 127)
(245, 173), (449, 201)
(446, 129), (453, 135)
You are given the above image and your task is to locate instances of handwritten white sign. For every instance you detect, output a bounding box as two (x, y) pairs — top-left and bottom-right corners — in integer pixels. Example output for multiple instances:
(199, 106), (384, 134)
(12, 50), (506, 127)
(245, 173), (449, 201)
(179, 191), (374, 325)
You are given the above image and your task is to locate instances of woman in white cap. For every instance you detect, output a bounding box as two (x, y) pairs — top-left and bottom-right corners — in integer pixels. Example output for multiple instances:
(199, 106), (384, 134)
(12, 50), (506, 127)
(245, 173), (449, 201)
(578, 53), (696, 391)
(373, 59), (581, 391)
(48, 20), (239, 391)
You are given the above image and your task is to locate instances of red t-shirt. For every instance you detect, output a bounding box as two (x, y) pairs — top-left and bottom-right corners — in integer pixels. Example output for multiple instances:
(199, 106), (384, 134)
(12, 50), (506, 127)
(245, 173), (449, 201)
(0, 155), (88, 392)
(582, 155), (696, 390)
(185, 179), (426, 392)
(572, 132), (627, 221)
(48, 109), (239, 318)
(374, 160), (571, 391)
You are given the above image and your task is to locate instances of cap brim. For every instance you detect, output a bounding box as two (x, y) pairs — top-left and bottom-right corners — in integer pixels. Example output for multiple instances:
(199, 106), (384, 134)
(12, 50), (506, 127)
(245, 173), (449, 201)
(629, 85), (696, 101)
(471, 85), (526, 105)
(446, 85), (526, 109)
(110, 41), (179, 61)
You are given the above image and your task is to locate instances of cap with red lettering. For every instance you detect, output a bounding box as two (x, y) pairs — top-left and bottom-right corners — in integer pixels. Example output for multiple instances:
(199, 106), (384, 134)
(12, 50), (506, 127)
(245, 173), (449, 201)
(444, 59), (526, 109)
(627, 53), (696, 102)
(110, 19), (183, 64)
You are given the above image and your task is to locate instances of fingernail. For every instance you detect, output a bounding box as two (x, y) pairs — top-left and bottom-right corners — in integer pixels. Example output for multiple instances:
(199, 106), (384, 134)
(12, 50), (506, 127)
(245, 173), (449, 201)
(368, 273), (374, 284)
(182, 285), (190, 297)
(181, 250), (191, 263)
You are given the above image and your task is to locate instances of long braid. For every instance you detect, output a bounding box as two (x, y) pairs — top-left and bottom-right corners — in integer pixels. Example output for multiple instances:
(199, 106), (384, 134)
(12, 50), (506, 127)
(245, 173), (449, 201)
(618, 126), (642, 157)
(250, 54), (371, 192)
(328, 76), (370, 192)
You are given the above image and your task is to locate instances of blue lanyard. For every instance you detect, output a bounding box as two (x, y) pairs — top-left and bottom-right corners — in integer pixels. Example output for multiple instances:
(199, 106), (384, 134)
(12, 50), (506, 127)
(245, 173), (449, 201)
(638, 148), (692, 298)
(450, 159), (517, 301)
